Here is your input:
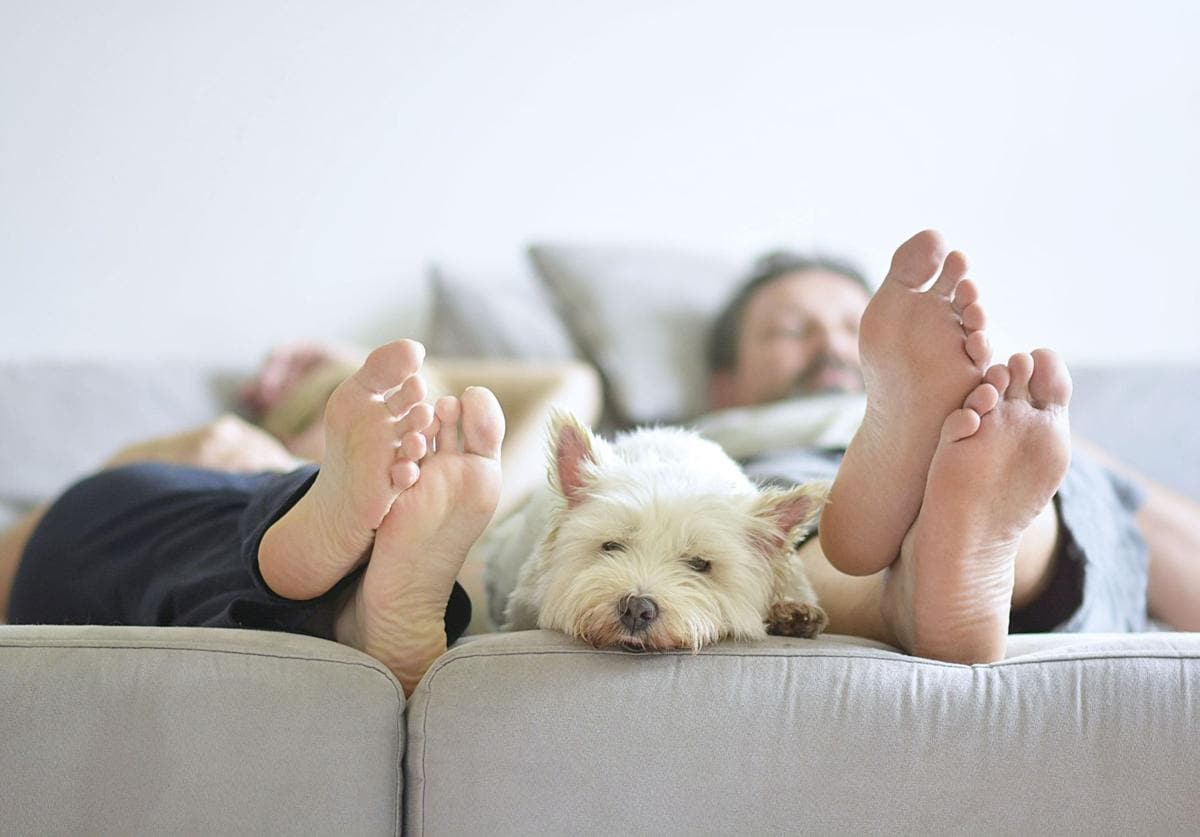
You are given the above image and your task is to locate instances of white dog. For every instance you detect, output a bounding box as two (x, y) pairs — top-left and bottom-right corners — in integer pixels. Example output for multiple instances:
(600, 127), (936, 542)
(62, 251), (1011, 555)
(481, 409), (830, 652)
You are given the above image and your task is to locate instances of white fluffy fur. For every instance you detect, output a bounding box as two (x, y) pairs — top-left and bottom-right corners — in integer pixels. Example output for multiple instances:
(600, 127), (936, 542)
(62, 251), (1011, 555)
(480, 409), (829, 651)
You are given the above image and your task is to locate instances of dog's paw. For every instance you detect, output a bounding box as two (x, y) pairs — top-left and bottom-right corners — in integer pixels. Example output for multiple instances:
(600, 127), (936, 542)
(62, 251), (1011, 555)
(765, 599), (828, 639)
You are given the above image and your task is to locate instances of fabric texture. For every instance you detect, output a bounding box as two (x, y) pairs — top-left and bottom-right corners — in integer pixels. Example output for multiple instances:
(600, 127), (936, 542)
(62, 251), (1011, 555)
(689, 391), (867, 458)
(406, 630), (1200, 836)
(0, 625), (405, 835)
(528, 243), (740, 425)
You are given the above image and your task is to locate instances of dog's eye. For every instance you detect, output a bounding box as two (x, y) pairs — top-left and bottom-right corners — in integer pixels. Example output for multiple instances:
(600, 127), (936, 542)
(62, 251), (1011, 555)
(687, 556), (712, 573)
(601, 541), (626, 553)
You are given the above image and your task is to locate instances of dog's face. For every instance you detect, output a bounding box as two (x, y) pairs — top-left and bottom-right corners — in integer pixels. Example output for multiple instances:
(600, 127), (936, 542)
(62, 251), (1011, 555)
(530, 411), (823, 652)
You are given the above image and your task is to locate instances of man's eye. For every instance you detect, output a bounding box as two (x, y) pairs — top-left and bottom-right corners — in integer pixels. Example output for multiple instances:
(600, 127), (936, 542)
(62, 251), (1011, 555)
(687, 556), (712, 573)
(767, 325), (809, 340)
(601, 541), (625, 552)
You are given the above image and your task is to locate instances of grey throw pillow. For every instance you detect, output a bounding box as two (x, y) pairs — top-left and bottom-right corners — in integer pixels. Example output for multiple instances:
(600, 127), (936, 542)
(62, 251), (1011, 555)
(528, 243), (741, 426)
(0, 361), (239, 507)
(424, 265), (579, 361)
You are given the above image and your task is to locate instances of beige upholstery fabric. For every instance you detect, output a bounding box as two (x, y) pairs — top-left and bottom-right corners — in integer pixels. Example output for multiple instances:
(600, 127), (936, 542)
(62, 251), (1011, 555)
(407, 631), (1200, 836)
(0, 626), (405, 836)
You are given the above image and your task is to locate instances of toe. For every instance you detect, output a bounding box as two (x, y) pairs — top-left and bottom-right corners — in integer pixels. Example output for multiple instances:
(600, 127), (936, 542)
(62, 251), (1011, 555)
(984, 363), (1010, 393)
(960, 301), (987, 332)
(385, 374), (428, 417)
(435, 396), (461, 452)
(1028, 349), (1073, 409)
(394, 400), (434, 437)
(884, 229), (947, 290)
(460, 386), (506, 459)
(963, 382), (1000, 417)
(355, 340), (425, 394)
(390, 459), (420, 491)
(941, 407), (982, 443)
(965, 330), (992, 367)
(399, 430), (428, 461)
(932, 250), (969, 296)
(1006, 353), (1034, 400)
(951, 277), (980, 313)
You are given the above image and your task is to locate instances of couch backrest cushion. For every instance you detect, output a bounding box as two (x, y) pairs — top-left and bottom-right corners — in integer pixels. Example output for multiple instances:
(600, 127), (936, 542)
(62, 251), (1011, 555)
(0, 361), (241, 526)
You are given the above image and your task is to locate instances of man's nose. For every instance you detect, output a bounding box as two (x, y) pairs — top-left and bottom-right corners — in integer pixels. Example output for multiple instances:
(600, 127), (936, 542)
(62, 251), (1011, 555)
(810, 325), (841, 355)
(817, 324), (856, 358)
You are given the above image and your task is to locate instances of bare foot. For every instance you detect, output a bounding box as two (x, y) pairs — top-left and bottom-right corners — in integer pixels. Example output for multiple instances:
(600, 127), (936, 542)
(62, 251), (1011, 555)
(258, 340), (436, 600)
(821, 230), (992, 576)
(335, 387), (504, 695)
(881, 350), (1072, 664)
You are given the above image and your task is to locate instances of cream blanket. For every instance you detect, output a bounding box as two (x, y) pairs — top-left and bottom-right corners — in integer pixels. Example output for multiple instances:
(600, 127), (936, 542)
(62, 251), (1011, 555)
(688, 392), (867, 460)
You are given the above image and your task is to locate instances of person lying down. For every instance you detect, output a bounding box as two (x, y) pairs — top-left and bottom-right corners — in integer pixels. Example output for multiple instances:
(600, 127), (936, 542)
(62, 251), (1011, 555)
(3, 230), (1196, 698)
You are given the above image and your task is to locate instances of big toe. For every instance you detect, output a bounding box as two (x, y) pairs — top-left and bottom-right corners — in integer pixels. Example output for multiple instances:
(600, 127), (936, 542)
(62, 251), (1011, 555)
(355, 339), (425, 394)
(460, 386), (505, 459)
(1028, 349), (1072, 409)
(883, 229), (948, 290)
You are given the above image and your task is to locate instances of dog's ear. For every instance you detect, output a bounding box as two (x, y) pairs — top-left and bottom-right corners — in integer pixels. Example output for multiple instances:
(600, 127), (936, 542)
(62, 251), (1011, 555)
(750, 481), (830, 554)
(547, 408), (599, 508)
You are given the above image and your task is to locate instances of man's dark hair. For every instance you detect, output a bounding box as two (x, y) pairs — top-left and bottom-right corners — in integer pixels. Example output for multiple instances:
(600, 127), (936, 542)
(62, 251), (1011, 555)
(707, 251), (872, 373)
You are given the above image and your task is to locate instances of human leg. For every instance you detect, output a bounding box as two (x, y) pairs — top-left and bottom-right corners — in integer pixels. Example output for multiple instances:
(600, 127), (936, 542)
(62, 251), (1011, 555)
(103, 414), (302, 473)
(1, 414), (299, 622)
(1071, 438), (1200, 631)
(250, 337), (505, 692)
(877, 350), (1072, 662)
(800, 501), (1065, 650)
(6, 462), (333, 629)
(7, 339), (505, 693)
(821, 230), (992, 577)
(333, 387), (504, 695)
(815, 351), (1161, 654)
(1139, 490), (1200, 630)
(257, 339), (439, 601)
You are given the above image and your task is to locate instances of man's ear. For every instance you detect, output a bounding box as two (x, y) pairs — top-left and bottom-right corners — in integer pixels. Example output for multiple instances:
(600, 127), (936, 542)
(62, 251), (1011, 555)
(708, 371), (738, 411)
(750, 481), (830, 554)
(547, 408), (599, 508)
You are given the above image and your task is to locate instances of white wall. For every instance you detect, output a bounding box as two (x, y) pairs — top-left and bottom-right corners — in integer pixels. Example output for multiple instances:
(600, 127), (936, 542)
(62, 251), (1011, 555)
(2, 0), (1197, 365)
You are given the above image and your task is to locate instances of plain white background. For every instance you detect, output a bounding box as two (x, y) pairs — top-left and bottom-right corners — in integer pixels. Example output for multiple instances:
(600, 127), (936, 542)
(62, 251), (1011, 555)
(1, 0), (1197, 365)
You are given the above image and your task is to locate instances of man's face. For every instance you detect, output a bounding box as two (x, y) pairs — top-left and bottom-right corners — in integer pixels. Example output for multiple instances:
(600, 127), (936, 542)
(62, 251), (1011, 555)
(712, 270), (870, 409)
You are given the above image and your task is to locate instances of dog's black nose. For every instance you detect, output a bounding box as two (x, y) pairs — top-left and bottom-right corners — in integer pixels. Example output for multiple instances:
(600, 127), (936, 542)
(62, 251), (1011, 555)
(618, 595), (658, 633)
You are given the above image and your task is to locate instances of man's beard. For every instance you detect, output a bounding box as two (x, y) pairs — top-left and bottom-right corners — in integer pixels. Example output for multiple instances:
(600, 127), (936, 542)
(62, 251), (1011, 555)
(789, 355), (864, 396)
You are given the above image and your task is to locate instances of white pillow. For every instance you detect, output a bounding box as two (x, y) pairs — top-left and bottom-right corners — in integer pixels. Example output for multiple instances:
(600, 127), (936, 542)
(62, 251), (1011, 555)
(528, 243), (741, 425)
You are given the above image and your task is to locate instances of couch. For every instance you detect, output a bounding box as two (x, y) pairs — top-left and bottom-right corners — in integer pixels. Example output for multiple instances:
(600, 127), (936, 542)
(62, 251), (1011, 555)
(3, 242), (1199, 833)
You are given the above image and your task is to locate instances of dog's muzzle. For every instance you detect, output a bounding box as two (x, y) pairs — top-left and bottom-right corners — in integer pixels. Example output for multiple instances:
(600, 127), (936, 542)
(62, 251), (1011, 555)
(617, 594), (659, 634)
